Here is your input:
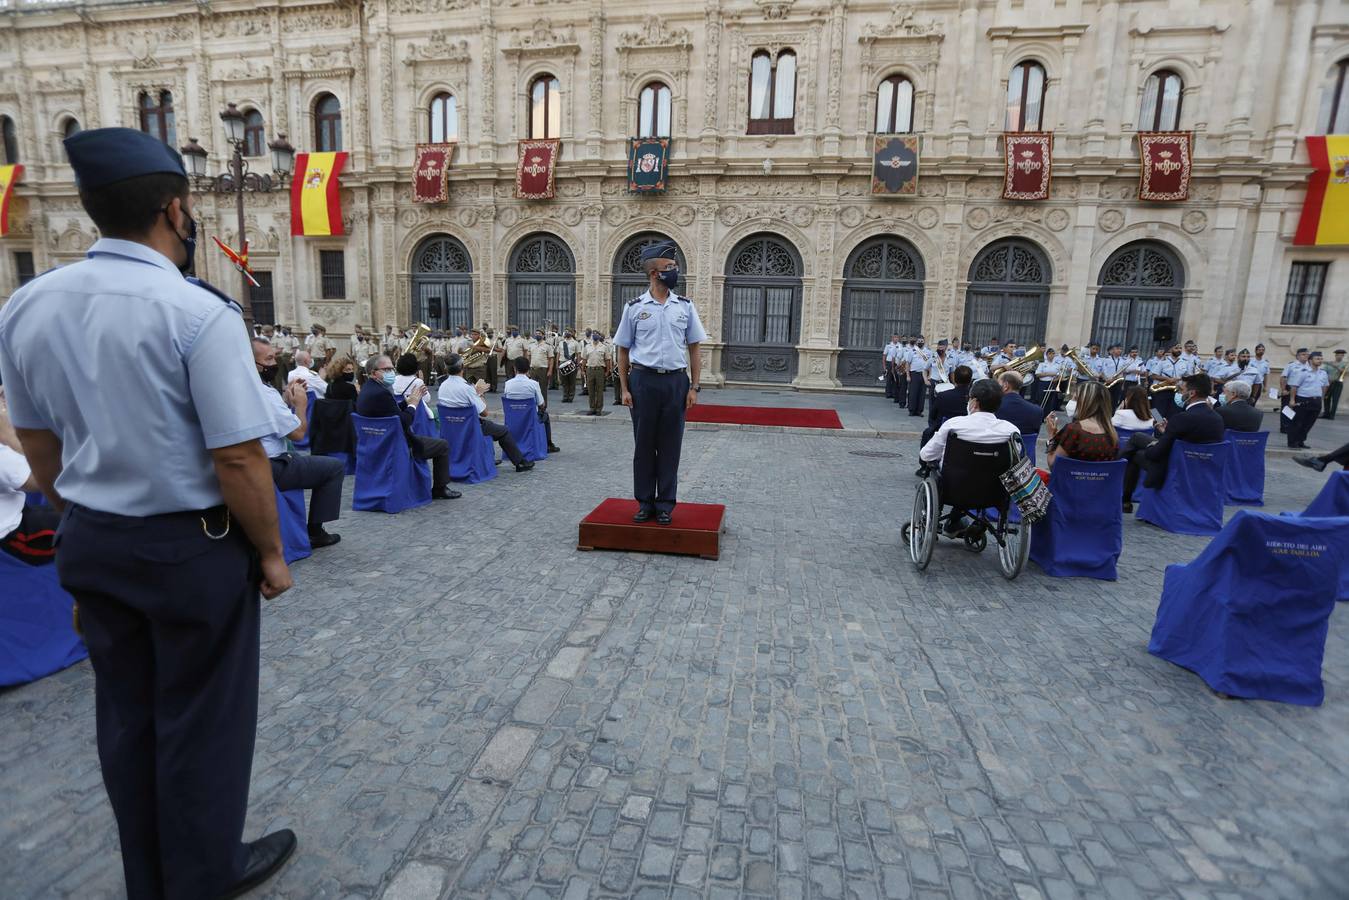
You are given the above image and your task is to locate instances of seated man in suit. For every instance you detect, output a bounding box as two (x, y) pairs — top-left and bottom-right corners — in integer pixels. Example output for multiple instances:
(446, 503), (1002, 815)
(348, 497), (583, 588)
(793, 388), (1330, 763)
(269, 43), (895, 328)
(1120, 372), (1226, 511)
(918, 365), (973, 473)
(355, 355), (461, 500)
(1216, 380), (1262, 432)
(994, 371), (1046, 437)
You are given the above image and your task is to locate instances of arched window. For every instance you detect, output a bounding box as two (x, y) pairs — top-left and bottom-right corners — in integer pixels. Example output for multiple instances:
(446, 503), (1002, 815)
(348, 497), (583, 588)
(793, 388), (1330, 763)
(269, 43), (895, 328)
(1139, 70), (1183, 132)
(509, 234), (575, 333)
(0, 116), (16, 165)
(62, 117), (81, 140)
(1005, 61), (1046, 132)
(138, 90), (177, 145)
(722, 234), (804, 383)
(314, 93), (342, 152)
(1318, 58), (1349, 134)
(529, 75), (561, 139)
(429, 92), (458, 142)
(242, 109), (266, 157)
(875, 75), (915, 133)
(748, 49), (796, 135)
(1093, 242), (1184, 352)
(412, 235), (473, 330)
(838, 237), (925, 386)
(638, 82), (672, 138)
(964, 239), (1051, 349)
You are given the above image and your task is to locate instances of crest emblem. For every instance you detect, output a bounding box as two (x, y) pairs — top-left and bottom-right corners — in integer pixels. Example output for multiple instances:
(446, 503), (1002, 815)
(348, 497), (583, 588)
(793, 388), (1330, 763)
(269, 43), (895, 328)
(305, 167), (325, 189)
(636, 311), (652, 320)
(638, 152), (658, 173)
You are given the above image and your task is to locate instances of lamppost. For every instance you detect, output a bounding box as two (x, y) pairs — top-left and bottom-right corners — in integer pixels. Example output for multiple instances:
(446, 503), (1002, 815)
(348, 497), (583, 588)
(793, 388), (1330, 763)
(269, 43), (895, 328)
(180, 103), (295, 332)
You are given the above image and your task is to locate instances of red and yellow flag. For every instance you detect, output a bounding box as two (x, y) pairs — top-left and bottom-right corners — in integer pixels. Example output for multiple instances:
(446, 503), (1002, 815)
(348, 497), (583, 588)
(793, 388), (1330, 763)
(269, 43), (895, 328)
(0, 164), (23, 237)
(1294, 136), (1349, 246)
(289, 151), (347, 236)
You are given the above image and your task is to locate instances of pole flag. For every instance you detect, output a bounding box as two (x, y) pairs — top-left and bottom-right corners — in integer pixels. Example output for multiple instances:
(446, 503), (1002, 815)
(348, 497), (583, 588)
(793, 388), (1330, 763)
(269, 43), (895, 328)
(0, 164), (23, 237)
(1293, 136), (1349, 246)
(212, 235), (260, 287)
(290, 151), (348, 236)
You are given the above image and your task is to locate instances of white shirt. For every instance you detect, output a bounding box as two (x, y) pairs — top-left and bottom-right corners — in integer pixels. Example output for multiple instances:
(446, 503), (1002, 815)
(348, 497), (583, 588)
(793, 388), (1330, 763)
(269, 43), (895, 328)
(1111, 409), (1153, 431)
(436, 374), (485, 415)
(0, 443), (31, 537)
(259, 384), (301, 458)
(920, 411), (1021, 465)
(287, 364), (327, 398)
(392, 373), (430, 410)
(503, 373), (546, 407)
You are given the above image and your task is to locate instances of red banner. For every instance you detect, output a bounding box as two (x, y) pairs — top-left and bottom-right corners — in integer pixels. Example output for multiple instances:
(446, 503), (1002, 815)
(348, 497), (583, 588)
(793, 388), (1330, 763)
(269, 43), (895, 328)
(1138, 132), (1193, 202)
(412, 142), (454, 204)
(515, 139), (560, 200)
(1002, 133), (1052, 201)
(0, 164), (22, 237)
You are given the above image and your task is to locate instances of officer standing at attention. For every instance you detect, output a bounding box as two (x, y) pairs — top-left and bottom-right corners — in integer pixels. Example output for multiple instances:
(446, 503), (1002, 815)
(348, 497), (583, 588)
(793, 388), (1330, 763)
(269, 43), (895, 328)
(615, 242), (707, 524)
(0, 128), (299, 900)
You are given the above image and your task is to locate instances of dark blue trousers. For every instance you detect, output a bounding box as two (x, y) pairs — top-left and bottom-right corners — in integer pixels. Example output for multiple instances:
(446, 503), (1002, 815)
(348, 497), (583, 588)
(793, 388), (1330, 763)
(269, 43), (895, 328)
(629, 368), (688, 514)
(906, 373), (926, 416)
(57, 505), (260, 900)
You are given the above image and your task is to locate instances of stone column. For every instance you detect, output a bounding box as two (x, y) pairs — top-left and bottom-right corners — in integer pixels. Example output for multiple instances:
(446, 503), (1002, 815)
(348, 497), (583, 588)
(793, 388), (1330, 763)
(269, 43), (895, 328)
(1084, 0), (1119, 155)
(1234, 191), (1288, 349)
(1270, 0), (1320, 162)
(821, 0), (845, 158)
(1223, 0), (1272, 156)
(1061, 182), (1102, 343)
(586, 5), (605, 160)
(949, 0), (978, 158)
(479, 3), (497, 164)
(699, 1), (722, 160)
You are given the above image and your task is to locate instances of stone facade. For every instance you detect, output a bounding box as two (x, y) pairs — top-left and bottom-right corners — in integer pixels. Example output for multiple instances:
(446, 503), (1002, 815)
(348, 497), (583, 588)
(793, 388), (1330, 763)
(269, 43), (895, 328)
(0, 0), (1346, 388)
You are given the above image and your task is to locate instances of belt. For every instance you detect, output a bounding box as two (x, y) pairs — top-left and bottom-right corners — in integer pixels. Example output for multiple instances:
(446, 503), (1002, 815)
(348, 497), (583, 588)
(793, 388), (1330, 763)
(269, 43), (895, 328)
(630, 363), (686, 375)
(71, 503), (232, 539)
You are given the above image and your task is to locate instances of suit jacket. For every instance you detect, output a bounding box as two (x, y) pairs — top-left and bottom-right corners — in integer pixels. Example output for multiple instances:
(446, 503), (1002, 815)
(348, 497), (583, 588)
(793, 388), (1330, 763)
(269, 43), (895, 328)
(995, 392), (1046, 436)
(1216, 400), (1262, 433)
(1143, 400), (1225, 486)
(929, 384), (970, 428)
(354, 381), (415, 446)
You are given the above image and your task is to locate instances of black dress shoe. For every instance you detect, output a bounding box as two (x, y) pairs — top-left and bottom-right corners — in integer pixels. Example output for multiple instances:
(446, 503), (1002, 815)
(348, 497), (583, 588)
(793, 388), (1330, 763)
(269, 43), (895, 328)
(1295, 456), (1327, 472)
(547, 444), (561, 453)
(515, 461), (535, 472)
(218, 830), (297, 900)
(307, 528), (341, 548)
(656, 511), (672, 525)
(1122, 501), (1134, 514)
(432, 487), (463, 499)
(633, 508), (654, 523)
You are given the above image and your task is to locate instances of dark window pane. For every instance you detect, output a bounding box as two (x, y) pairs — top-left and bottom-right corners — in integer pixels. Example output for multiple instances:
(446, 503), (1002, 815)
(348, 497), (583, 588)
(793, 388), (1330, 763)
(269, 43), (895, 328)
(243, 110), (266, 157)
(320, 250), (346, 299)
(1, 117), (17, 165)
(250, 270), (275, 324)
(1282, 262), (1328, 326)
(15, 251), (36, 286)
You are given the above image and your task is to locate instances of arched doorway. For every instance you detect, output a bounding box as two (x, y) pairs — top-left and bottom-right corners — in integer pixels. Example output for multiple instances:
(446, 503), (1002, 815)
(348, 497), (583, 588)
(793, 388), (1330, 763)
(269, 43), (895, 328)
(838, 237), (925, 386)
(411, 235), (473, 330)
(508, 233), (575, 333)
(611, 232), (686, 335)
(1092, 241), (1184, 351)
(722, 233), (803, 383)
(963, 238), (1051, 349)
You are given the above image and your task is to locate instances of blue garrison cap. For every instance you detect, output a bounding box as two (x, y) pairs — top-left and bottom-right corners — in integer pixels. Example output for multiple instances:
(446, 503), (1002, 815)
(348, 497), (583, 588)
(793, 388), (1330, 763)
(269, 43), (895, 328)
(63, 127), (187, 190)
(639, 241), (678, 263)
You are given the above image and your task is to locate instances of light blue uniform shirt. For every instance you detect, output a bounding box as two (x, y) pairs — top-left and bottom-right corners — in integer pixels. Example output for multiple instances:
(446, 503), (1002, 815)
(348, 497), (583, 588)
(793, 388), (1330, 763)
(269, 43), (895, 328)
(259, 384), (301, 458)
(908, 347), (932, 374)
(1294, 367), (1329, 400)
(614, 289), (708, 371)
(0, 238), (275, 515)
(1284, 361), (1309, 388)
(1248, 358), (1270, 382)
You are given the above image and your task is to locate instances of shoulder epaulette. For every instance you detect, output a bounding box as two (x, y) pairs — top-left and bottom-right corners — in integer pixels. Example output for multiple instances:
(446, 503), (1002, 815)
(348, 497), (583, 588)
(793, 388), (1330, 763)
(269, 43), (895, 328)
(186, 276), (244, 315)
(626, 296), (642, 306)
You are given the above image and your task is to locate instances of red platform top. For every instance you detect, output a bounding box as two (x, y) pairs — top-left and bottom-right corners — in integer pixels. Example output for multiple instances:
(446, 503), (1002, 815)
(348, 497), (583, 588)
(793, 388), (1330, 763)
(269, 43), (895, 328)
(582, 498), (726, 531)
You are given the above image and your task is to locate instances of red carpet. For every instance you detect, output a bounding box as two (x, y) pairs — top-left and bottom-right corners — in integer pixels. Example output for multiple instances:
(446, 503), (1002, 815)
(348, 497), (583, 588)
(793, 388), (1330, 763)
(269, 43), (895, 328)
(684, 404), (843, 429)
(581, 498), (725, 531)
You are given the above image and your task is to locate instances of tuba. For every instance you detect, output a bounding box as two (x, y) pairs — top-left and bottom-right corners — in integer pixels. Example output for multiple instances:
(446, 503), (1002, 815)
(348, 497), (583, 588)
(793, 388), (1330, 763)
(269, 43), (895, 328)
(462, 333), (492, 368)
(404, 322), (432, 357)
(1065, 348), (1096, 381)
(992, 345), (1044, 379)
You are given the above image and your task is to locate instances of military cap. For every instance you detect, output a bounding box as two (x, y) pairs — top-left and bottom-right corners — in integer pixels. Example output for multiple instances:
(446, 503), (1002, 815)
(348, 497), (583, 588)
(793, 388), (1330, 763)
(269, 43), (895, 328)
(640, 241), (678, 262)
(64, 127), (187, 190)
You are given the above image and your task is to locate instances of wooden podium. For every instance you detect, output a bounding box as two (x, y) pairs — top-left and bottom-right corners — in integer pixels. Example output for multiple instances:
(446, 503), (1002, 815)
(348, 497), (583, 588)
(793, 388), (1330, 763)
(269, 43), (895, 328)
(578, 499), (726, 560)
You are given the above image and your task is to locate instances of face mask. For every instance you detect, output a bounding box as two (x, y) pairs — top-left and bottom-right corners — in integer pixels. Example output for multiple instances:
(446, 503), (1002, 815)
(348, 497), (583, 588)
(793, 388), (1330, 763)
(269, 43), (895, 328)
(1174, 390), (1189, 406)
(535, 334), (544, 341)
(1064, 400), (1078, 418)
(340, 372), (355, 383)
(1171, 351), (1181, 359)
(657, 268), (680, 290)
(916, 342), (924, 348)
(257, 364), (278, 383)
(163, 204), (197, 274)
(1217, 393), (1228, 406)
(382, 371), (396, 387)
(511, 330), (519, 337)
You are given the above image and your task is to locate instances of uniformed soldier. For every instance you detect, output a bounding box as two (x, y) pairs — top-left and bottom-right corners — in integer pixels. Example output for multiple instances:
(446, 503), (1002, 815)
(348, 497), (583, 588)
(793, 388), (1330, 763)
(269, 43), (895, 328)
(504, 324), (528, 375)
(882, 334), (902, 399)
(608, 331), (623, 406)
(906, 337), (931, 416)
(0, 128), (297, 899)
(1098, 345), (1127, 407)
(484, 325), (501, 392)
(1322, 348), (1345, 419)
(463, 326), (489, 385)
(615, 242), (707, 524)
(1032, 348), (1059, 407)
(558, 327), (581, 402)
(584, 332), (611, 416)
(1249, 343), (1271, 406)
(527, 327), (556, 402)
(1279, 348), (1311, 434)
(1202, 345), (1225, 378)
(1288, 351), (1330, 448)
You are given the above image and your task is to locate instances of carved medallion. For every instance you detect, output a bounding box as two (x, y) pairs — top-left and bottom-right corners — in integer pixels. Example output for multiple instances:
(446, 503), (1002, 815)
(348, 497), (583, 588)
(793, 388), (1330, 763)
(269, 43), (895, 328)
(1099, 209), (1125, 233)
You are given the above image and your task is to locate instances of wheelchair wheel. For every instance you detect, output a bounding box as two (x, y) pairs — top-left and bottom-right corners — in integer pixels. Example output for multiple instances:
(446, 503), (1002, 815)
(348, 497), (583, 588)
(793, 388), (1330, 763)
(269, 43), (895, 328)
(909, 479), (937, 570)
(998, 521), (1031, 580)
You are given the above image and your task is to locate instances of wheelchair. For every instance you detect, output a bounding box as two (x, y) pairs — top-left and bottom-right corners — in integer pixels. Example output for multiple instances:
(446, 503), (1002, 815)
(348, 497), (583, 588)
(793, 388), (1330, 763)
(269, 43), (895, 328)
(902, 435), (1031, 579)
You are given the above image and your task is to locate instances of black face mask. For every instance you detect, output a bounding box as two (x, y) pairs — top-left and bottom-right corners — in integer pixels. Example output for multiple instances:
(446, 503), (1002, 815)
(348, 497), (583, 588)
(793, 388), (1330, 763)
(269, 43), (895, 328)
(340, 372), (355, 382)
(163, 204), (197, 274)
(258, 364), (278, 383)
(657, 268), (680, 290)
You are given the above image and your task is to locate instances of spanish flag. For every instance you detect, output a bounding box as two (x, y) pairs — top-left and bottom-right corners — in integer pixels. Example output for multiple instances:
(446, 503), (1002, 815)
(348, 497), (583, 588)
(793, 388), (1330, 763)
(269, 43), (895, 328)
(289, 151), (347, 236)
(0, 164), (22, 237)
(1293, 136), (1349, 246)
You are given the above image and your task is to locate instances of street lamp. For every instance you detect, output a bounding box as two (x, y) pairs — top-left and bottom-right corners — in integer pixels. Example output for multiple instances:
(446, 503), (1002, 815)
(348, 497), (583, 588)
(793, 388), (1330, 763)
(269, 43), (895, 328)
(181, 102), (295, 332)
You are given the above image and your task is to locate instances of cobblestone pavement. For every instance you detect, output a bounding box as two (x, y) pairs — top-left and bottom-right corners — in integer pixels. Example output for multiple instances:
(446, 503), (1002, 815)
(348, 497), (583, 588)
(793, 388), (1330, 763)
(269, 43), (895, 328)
(3, 416), (1348, 900)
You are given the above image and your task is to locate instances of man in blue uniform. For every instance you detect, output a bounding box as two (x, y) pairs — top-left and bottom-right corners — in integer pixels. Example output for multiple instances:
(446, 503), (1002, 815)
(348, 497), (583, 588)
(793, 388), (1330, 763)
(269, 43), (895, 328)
(615, 242), (706, 525)
(0, 128), (298, 899)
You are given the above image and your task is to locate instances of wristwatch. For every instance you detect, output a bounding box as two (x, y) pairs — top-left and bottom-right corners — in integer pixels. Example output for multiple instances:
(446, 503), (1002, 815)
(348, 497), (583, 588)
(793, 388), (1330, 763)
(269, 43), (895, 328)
(692, 385), (701, 393)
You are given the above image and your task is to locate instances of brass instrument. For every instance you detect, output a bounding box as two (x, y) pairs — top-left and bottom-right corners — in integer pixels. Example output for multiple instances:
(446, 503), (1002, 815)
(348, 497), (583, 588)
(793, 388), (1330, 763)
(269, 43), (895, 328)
(462, 333), (492, 368)
(1065, 348), (1096, 381)
(991, 345), (1044, 379)
(1103, 360), (1135, 389)
(1149, 381), (1177, 394)
(404, 322), (432, 357)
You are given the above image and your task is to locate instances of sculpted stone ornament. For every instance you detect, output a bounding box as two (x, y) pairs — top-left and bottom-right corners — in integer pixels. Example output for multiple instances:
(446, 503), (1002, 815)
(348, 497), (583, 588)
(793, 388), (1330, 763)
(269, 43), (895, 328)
(1045, 208), (1071, 232)
(1099, 209), (1125, 233)
(1182, 210), (1209, 234)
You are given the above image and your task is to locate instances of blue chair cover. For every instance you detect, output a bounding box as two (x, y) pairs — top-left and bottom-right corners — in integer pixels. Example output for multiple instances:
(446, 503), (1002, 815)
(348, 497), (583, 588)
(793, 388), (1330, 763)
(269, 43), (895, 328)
(1136, 439), (1231, 535)
(1021, 433), (1037, 467)
(0, 551), (88, 687)
(1030, 458), (1125, 580)
(24, 491), (48, 508)
(292, 390), (317, 451)
(1300, 470), (1349, 518)
(326, 452), (356, 476)
(274, 485), (311, 564)
(410, 401), (438, 439)
(1148, 510), (1349, 705)
(503, 396), (549, 462)
(1223, 430), (1268, 506)
(351, 414), (433, 513)
(438, 405), (497, 484)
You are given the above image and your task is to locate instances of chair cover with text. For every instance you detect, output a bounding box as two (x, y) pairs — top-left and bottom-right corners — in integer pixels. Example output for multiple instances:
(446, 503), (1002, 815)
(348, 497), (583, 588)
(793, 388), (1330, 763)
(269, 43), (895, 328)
(1030, 458), (1125, 580)
(1223, 431), (1268, 506)
(1148, 510), (1349, 705)
(411, 401), (438, 439)
(1299, 470), (1349, 518)
(311, 398), (356, 475)
(274, 485), (312, 564)
(438, 405), (497, 484)
(1021, 433), (1037, 467)
(503, 396), (548, 462)
(292, 390), (317, 451)
(1136, 439), (1231, 535)
(351, 413), (433, 513)
(0, 552), (88, 687)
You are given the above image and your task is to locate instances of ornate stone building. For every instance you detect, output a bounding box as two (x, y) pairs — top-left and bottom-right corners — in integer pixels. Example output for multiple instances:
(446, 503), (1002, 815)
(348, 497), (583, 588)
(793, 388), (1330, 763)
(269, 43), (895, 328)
(1, 0), (1346, 388)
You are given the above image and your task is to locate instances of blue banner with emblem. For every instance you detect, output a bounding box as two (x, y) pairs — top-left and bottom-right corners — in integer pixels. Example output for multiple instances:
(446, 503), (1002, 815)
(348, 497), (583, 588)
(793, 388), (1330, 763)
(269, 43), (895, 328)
(627, 138), (670, 193)
(871, 135), (920, 197)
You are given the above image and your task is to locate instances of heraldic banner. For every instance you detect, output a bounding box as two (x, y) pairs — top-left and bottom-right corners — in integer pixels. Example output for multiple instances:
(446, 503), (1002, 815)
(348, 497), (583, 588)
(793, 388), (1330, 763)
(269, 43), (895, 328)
(628, 137), (670, 192)
(1002, 132), (1052, 201)
(871, 135), (920, 196)
(1294, 135), (1349, 246)
(412, 143), (454, 204)
(0, 164), (23, 237)
(290, 151), (348, 236)
(1138, 132), (1193, 202)
(516, 139), (561, 200)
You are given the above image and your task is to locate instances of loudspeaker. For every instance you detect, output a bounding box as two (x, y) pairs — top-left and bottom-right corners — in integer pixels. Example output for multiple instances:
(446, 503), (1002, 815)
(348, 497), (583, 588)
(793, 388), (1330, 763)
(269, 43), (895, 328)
(1151, 316), (1174, 344)
(429, 298), (443, 318)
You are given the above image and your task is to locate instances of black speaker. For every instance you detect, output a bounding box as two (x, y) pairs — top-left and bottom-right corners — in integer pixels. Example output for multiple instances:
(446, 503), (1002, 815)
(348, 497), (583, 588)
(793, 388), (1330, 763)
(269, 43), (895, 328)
(429, 297), (443, 318)
(1151, 316), (1174, 344)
